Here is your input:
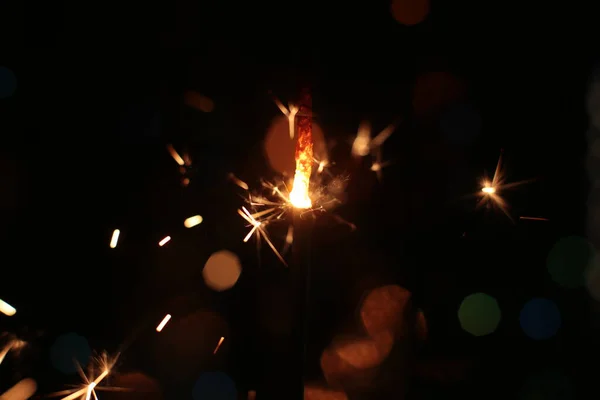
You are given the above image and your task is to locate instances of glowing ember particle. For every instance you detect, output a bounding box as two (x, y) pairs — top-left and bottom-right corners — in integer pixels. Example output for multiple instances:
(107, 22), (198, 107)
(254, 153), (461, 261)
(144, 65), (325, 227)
(167, 144), (185, 166)
(228, 173), (249, 190)
(289, 89), (313, 209)
(109, 229), (120, 248)
(520, 216), (549, 221)
(0, 299), (16, 316)
(156, 314), (172, 332)
(184, 215), (203, 228)
(158, 236), (171, 246)
(213, 337), (225, 354)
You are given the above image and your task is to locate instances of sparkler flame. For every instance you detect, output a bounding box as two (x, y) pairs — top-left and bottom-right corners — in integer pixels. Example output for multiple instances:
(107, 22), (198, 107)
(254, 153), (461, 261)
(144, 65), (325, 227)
(289, 90), (313, 209)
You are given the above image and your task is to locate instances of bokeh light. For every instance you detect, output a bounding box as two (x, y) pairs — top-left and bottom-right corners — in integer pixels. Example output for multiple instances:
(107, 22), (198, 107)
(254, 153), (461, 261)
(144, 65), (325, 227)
(202, 250), (242, 292)
(184, 90), (215, 113)
(264, 116), (327, 176)
(412, 72), (466, 117)
(415, 309), (428, 340)
(331, 331), (394, 369)
(519, 298), (561, 340)
(50, 332), (91, 374)
(320, 345), (377, 390)
(100, 372), (163, 400)
(585, 255), (600, 301)
(590, 137), (600, 158)
(440, 103), (482, 146)
(519, 368), (573, 400)
(360, 285), (411, 338)
(546, 236), (594, 288)
(457, 293), (501, 336)
(0, 66), (17, 99)
(192, 371), (236, 400)
(587, 67), (600, 130)
(304, 384), (348, 400)
(390, 0), (430, 26)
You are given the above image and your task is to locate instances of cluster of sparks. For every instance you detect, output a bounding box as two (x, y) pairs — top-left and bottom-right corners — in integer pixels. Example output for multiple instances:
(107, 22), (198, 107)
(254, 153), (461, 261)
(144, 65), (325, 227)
(48, 353), (122, 400)
(0, 89), (549, 400)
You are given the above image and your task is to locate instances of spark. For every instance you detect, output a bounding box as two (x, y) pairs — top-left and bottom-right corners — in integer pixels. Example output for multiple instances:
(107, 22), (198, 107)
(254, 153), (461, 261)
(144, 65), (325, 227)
(213, 337), (225, 354)
(228, 173), (249, 190)
(238, 206), (287, 266)
(48, 352), (124, 400)
(520, 216), (549, 221)
(352, 121), (395, 157)
(184, 215), (203, 228)
(316, 158), (328, 174)
(271, 93), (308, 139)
(156, 314), (171, 332)
(0, 299), (16, 316)
(370, 148), (393, 182)
(166, 144), (185, 166)
(109, 229), (120, 249)
(158, 236), (171, 246)
(0, 337), (26, 365)
(475, 152), (532, 221)
(183, 152), (192, 167)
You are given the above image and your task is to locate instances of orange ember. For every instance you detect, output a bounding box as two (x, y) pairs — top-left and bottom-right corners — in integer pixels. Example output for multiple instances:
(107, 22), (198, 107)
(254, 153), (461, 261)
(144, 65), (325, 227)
(289, 90), (313, 209)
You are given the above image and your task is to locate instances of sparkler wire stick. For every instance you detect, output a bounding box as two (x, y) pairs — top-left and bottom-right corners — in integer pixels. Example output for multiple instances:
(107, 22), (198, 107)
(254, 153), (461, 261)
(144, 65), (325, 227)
(288, 88), (314, 400)
(290, 210), (313, 400)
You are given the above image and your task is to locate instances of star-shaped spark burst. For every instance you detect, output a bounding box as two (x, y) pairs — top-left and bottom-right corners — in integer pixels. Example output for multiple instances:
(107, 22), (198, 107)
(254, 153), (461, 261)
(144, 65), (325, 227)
(370, 147), (393, 182)
(48, 352), (129, 400)
(475, 151), (532, 221)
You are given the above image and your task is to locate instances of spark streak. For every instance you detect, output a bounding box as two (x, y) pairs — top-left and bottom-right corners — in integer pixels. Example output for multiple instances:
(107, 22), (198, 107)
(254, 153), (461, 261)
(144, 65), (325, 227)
(109, 229), (120, 249)
(213, 337), (225, 354)
(156, 314), (171, 332)
(158, 236), (171, 246)
(519, 216), (549, 221)
(184, 215), (203, 228)
(0, 299), (16, 316)
(167, 144), (185, 166)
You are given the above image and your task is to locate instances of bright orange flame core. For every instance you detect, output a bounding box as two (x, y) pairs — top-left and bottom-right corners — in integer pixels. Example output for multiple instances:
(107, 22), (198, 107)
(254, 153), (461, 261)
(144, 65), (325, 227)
(289, 90), (313, 209)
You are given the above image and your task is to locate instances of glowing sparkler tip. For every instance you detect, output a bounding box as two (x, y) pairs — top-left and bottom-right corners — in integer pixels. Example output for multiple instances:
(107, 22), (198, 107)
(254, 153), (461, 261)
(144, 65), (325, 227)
(289, 187), (312, 209)
(482, 186), (495, 194)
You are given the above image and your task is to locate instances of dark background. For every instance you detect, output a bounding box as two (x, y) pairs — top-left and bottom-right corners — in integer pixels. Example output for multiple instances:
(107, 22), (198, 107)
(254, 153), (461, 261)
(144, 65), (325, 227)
(0, 0), (596, 399)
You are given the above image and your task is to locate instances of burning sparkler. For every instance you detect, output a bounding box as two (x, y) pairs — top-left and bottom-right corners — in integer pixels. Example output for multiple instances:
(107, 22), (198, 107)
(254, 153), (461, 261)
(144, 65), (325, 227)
(235, 91), (394, 264)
